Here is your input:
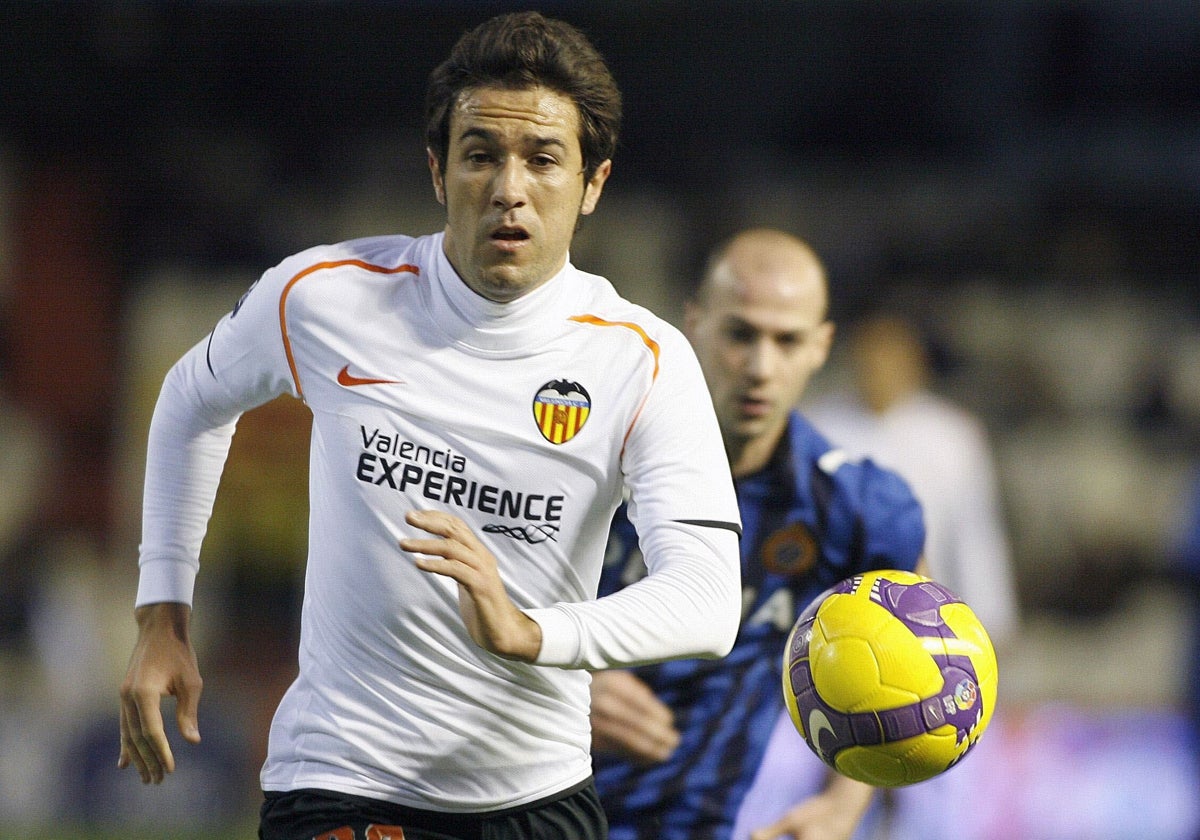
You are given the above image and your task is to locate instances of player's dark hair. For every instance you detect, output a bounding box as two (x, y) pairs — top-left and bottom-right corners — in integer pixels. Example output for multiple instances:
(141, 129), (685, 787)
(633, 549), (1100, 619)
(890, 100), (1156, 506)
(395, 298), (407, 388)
(425, 11), (622, 182)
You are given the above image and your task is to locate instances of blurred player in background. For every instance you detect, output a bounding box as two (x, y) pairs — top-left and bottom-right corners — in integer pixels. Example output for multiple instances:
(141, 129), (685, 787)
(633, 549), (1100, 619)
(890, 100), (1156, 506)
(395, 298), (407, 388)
(804, 312), (1018, 649)
(1170, 468), (1200, 740)
(591, 228), (927, 840)
(118, 12), (743, 840)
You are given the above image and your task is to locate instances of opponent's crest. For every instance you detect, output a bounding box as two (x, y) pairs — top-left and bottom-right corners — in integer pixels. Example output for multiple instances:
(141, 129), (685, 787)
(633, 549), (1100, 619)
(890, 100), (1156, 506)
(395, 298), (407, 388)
(762, 521), (818, 577)
(533, 379), (591, 444)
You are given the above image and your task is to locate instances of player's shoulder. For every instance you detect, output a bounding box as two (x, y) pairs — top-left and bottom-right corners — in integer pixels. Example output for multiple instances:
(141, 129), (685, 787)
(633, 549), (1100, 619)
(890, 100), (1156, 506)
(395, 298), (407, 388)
(787, 412), (840, 468)
(571, 270), (692, 354)
(791, 413), (917, 498)
(270, 234), (429, 277)
(790, 413), (925, 563)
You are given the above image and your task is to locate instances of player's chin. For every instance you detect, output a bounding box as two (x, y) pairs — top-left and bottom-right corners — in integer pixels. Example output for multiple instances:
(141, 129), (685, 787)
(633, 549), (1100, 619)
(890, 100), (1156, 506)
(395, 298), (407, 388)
(730, 416), (770, 442)
(735, 404), (776, 428)
(474, 265), (537, 302)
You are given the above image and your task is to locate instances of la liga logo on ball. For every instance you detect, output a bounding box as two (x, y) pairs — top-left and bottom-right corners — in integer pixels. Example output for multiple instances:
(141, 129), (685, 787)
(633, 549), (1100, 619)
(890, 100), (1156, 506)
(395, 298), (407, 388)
(782, 570), (998, 787)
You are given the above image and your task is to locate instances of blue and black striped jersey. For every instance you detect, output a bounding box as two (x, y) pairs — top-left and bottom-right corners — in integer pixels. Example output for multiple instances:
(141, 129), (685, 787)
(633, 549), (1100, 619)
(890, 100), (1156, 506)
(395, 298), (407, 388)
(594, 412), (925, 840)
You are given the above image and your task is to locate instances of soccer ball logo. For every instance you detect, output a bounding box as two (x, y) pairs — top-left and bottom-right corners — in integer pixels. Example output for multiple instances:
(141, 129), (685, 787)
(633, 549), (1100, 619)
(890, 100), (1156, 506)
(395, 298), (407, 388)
(782, 570), (998, 786)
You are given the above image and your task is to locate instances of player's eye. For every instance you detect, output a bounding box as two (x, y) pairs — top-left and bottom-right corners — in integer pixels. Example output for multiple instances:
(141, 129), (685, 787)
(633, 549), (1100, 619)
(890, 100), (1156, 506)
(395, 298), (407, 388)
(725, 325), (756, 344)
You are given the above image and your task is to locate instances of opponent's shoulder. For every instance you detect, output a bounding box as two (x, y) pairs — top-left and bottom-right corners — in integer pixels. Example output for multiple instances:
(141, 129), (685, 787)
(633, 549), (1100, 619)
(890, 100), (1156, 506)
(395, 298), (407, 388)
(791, 413), (925, 568)
(791, 413), (917, 500)
(786, 412), (839, 468)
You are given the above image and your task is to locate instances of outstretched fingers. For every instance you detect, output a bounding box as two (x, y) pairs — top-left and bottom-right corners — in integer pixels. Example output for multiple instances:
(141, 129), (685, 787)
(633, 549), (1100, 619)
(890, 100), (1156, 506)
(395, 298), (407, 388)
(400, 510), (491, 584)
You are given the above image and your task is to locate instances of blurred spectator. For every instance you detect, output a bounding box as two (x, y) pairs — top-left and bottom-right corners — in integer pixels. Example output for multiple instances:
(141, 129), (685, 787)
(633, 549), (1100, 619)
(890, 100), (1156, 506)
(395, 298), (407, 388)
(1169, 468), (1200, 740)
(0, 391), (52, 651)
(805, 312), (1019, 648)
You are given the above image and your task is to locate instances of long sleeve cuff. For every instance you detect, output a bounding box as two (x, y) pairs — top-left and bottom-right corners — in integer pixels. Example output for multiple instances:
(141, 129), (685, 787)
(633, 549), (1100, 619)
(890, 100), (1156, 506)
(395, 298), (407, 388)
(135, 557), (198, 607)
(524, 606), (582, 668)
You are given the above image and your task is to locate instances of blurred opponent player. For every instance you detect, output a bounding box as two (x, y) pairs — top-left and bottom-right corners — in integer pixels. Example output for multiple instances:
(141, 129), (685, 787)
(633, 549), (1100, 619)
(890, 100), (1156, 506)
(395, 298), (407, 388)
(591, 228), (927, 840)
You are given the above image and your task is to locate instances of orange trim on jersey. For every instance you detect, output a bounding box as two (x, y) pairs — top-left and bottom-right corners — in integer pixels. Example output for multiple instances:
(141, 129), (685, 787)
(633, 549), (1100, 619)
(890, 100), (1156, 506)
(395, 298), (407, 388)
(568, 314), (661, 378)
(568, 313), (661, 452)
(279, 260), (420, 399)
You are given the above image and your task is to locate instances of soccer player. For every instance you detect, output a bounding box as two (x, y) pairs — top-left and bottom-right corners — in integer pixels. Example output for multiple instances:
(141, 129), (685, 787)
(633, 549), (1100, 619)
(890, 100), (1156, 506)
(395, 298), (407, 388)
(591, 228), (927, 840)
(118, 12), (742, 840)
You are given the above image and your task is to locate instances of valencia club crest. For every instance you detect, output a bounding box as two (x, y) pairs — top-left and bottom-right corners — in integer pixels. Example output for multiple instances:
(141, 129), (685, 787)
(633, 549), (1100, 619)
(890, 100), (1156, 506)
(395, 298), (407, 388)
(533, 380), (591, 444)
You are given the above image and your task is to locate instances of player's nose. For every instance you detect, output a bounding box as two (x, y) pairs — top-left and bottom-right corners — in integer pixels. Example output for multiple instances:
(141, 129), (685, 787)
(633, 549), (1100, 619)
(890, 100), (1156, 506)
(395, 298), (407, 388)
(491, 158), (529, 209)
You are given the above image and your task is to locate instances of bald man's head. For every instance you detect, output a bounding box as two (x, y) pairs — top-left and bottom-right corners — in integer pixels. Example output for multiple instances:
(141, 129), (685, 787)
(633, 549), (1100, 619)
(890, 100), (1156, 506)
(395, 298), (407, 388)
(686, 228), (834, 477)
(696, 228), (830, 321)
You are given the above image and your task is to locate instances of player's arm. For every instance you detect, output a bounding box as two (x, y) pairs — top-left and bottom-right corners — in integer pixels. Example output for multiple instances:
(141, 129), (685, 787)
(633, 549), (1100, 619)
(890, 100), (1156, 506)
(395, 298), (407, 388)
(120, 265), (298, 780)
(399, 507), (737, 669)
(409, 328), (741, 669)
(527, 330), (742, 669)
(119, 346), (240, 784)
(749, 771), (874, 840)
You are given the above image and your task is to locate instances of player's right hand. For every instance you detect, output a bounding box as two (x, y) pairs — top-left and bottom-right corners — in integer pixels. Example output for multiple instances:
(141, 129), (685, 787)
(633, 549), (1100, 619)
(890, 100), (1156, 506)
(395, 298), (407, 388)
(118, 601), (203, 784)
(589, 669), (679, 764)
(749, 773), (875, 840)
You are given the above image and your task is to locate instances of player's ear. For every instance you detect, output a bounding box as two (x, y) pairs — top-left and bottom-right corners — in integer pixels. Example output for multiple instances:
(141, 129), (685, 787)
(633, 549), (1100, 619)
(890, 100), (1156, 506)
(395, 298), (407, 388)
(428, 148), (446, 206)
(682, 300), (702, 341)
(580, 159), (611, 216)
(813, 320), (835, 367)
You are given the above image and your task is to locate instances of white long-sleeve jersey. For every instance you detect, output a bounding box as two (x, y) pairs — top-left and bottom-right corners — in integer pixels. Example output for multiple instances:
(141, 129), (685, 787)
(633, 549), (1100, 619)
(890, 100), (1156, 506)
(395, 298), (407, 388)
(136, 232), (741, 812)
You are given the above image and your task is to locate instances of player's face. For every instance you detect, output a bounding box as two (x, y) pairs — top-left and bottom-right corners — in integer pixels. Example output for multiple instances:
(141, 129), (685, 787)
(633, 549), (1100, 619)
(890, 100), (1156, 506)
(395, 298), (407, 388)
(430, 85), (611, 303)
(686, 256), (832, 469)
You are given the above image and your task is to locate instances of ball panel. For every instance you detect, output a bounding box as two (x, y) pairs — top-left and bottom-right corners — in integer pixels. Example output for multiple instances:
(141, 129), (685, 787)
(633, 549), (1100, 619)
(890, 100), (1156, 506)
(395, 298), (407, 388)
(836, 722), (966, 786)
(865, 614), (944, 705)
(810, 635), (883, 710)
(812, 594), (943, 713)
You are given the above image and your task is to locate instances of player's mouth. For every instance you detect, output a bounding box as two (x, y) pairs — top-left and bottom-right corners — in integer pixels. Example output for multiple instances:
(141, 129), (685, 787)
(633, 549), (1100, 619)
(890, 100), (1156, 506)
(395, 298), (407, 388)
(738, 395), (771, 419)
(489, 225), (531, 252)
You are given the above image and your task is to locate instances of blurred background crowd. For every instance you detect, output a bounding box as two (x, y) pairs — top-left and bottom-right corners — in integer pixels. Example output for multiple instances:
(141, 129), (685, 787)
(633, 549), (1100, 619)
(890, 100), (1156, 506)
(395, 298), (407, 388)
(1, 2), (1199, 837)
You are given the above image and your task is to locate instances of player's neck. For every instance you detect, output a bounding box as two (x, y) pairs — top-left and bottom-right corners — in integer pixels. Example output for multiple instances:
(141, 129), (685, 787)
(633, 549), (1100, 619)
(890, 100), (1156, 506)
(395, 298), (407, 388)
(728, 432), (781, 479)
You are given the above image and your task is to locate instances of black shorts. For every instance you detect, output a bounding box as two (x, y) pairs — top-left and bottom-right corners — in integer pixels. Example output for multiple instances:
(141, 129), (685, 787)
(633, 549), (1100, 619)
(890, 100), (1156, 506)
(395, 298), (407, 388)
(259, 778), (607, 840)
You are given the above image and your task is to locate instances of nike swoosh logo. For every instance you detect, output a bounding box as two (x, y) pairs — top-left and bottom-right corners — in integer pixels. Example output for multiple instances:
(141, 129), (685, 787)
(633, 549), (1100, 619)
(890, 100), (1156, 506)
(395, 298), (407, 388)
(337, 364), (402, 387)
(808, 709), (837, 760)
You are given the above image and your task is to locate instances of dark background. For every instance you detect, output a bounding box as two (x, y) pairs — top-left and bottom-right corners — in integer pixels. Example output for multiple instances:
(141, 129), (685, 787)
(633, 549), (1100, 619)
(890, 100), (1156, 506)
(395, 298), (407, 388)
(3, 0), (1198, 287)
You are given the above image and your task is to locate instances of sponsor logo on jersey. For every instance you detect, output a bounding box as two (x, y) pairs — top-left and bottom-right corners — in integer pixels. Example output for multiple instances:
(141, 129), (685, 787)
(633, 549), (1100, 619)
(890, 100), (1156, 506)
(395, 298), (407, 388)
(483, 522), (560, 544)
(532, 379), (591, 444)
(355, 425), (564, 533)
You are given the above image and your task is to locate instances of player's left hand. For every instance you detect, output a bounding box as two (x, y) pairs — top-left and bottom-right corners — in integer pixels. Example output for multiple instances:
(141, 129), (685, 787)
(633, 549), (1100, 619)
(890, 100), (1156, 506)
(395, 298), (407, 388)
(749, 774), (874, 840)
(590, 669), (680, 763)
(401, 509), (543, 662)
